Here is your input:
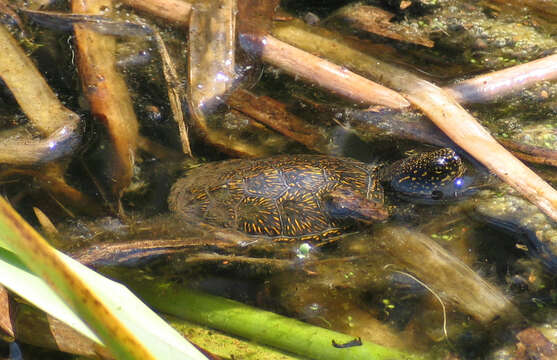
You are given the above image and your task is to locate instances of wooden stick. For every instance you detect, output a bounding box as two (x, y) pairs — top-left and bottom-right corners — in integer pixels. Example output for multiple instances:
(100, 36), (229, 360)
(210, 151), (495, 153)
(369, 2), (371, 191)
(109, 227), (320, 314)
(445, 54), (557, 103)
(119, 0), (191, 26)
(261, 36), (410, 109)
(0, 25), (82, 165)
(227, 89), (331, 153)
(72, 0), (139, 200)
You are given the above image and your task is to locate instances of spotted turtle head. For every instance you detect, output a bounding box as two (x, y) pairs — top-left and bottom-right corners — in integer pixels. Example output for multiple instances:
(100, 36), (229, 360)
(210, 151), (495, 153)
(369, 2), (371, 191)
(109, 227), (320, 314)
(388, 148), (472, 202)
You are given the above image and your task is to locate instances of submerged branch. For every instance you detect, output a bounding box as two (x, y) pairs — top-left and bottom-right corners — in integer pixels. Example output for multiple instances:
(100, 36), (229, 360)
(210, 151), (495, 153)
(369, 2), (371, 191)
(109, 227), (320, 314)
(498, 138), (557, 168)
(152, 33), (192, 157)
(72, 238), (243, 266)
(72, 0), (139, 200)
(376, 226), (520, 324)
(227, 89), (331, 153)
(186, 0), (270, 158)
(0, 122), (82, 165)
(0, 25), (82, 165)
(14, 302), (110, 358)
(0, 167), (104, 216)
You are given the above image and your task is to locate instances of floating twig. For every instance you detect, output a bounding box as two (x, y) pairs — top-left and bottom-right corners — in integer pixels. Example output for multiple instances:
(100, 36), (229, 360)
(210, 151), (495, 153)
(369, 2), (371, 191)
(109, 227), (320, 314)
(445, 54), (557, 103)
(261, 36), (410, 109)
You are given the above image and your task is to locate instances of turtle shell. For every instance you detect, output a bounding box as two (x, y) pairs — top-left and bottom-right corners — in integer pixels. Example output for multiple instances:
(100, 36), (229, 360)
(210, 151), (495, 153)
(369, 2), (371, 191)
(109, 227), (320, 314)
(168, 154), (384, 242)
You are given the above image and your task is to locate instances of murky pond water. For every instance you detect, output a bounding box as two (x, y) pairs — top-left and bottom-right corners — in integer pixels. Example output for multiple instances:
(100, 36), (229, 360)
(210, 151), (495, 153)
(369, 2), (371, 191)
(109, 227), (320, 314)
(1, 0), (557, 358)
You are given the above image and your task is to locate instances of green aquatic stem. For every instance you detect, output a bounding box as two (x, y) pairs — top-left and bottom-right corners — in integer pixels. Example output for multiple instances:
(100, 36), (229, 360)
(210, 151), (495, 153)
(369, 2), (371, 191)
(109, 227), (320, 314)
(165, 315), (308, 360)
(126, 277), (428, 360)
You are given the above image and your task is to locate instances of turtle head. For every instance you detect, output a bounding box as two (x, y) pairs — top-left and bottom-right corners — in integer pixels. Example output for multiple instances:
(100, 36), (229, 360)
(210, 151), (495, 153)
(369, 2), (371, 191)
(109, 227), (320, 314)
(387, 148), (471, 202)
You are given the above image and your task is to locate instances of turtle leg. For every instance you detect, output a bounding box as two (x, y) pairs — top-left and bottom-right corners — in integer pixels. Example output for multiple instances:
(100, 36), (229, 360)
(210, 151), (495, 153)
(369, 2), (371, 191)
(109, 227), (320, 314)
(322, 187), (389, 223)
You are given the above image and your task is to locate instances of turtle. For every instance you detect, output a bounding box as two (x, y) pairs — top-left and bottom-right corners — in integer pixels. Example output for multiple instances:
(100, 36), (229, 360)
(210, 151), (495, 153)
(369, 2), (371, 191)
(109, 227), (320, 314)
(168, 148), (466, 243)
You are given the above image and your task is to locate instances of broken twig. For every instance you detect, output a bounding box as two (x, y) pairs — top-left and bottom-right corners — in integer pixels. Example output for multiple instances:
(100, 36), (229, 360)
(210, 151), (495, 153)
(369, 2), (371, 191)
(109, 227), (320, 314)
(72, 0), (139, 200)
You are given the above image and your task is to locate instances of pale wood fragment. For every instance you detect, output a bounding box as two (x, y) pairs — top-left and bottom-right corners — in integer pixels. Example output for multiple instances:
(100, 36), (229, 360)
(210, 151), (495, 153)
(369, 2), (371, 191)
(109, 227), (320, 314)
(445, 54), (557, 103)
(119, 0), (191, 26)
(0, 25), (82, 165)
(261, 36), (410, 109)
(72, 0), (139, 199)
